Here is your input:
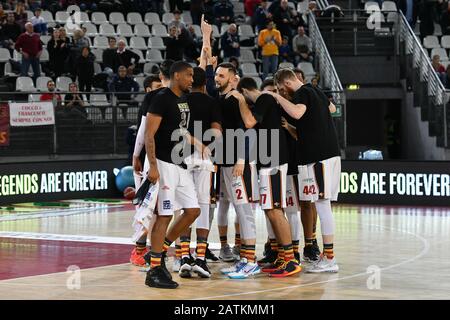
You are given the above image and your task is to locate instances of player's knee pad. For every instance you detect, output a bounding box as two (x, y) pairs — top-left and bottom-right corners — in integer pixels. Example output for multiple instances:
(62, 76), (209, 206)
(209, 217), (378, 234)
(315, 199), (334, 236)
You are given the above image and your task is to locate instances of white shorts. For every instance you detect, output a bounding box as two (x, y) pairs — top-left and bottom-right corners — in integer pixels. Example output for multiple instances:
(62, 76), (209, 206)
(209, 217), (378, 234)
(222, 163), (259, 205)
(298, 156), (341, 202)
(259, 163), (288, 210)
(190, 169), (215, 205)
(285, 174), (300, 214)
(218, 167), (231, 202)
(156, 159), (200, 216)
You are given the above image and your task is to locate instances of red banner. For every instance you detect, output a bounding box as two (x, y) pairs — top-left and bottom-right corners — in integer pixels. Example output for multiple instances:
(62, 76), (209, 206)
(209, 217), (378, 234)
(0, 103), (9, 146)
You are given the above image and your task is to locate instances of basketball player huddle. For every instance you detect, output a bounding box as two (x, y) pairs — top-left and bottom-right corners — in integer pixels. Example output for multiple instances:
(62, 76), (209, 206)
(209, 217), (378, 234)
(130, 16), (341, 289)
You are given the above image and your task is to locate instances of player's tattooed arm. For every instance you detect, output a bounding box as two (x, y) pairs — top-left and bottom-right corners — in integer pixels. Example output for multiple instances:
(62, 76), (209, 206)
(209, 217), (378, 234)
(265, 91), (307, 120)
(145, 114), (162, 183)
(226, 91), (257, 129)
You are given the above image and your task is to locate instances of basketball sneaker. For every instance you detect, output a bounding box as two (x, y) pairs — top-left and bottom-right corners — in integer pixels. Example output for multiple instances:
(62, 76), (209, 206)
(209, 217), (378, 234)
(262, 241), (271, 256)
(269, 260), (302, 278)
(227, 262), (261, 279)
(261, 258), (284, 273)
(172, 258), (181, 273)
(179, 257), (193, 278)
(306, 255), (339, 273)
(130, 248), (148, 267)
(312, 239), (321, 256)
(219, 244), (235, 262)
(294, 252), (301, 263)
(257, 249), (278, 266)
(303, 245), (320, 262)
(192, 259), (211, 278)
(232, 245), (240, 260)
(145, 266), (179, 289)
(220, 258), (247, 274)
(206, 246), (219, 262)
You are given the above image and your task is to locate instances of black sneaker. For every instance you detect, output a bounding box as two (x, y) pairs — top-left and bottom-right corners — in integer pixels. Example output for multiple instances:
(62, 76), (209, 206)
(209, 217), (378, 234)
(145, 266), (179, 289)
(303, 245), (319, 262)
(144, 251), (172, 279)
(312, 239), (321, 256)
(205, 245), (219, 262)
(257, 249), (278, 266)
(179, 257), (192, 278)
(192, 258), (211, 278)
(294, 252), (301, 263)
(263, 241), (271, 257)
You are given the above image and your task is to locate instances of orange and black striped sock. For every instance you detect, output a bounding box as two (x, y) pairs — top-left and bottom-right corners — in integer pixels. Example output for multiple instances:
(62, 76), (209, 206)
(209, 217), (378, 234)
(175, 245), (182, 259)
(180, 236), (190, 259)
(292, 240), (300, 255)
(150, 251), (162, 269)
(312, 232), (317, 241)
(235, 233), (241, 247)
(240, 244), (247, 259)
(196, 237), (208, 260)
(220, 235), (227, 247)
(277, 246), (285, 261)
(162, 238), (172, 253)
(305, 237), (313, 248)
(135, 241), (146, 254)
(269, 238), (278, 252)
(283, 244), (295, 262)
(323, 243), (334, 259)
(246, 244), (256, 263)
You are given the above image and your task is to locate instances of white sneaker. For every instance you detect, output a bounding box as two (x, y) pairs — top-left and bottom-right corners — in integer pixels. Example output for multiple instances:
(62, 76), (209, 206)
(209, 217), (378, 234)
(172, 258), (181, 273)
(220, 258), (247, 274)
(228, 262), (261, 279)
(306, 255), (339, 273)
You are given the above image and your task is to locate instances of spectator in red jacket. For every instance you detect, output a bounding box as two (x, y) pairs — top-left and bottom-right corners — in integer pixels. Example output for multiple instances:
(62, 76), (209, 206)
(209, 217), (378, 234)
(40, 80), (62, 107)
(15, 22), (43, 81)
(245, 0), (261, 17)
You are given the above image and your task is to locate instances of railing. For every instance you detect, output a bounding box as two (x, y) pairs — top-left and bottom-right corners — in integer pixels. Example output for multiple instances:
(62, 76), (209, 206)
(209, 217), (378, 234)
(0, 91), (143, 157)
(308, 12), (347, 149)
(399, 12), (449, 148)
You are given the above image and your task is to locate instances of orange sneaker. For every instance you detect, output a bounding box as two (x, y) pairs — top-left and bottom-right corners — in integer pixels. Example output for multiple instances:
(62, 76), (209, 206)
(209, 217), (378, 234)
(269, 260), (302, 278)
(130, 247), (148, 266)
(261, 258), (284, 273)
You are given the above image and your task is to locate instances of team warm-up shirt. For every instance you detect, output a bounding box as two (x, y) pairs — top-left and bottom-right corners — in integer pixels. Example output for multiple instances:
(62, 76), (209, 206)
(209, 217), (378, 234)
(251, 93), (288, 168)
(138, 87), (165, 128)
(292, 84), (340, 165)
(281, 110), (300, 175)
(148, 88), (191, 167)
(186, 92), (222, 143)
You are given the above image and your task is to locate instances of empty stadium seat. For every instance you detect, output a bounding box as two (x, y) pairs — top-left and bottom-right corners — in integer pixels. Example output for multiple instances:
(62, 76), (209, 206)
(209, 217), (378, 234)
(127, 12), (143, 25)
(36, 76), (52, 91)
(234, 2), (245, 14)
(365, 1), (380, 13)
(297, 1), (309, 13)
(134, 76), (145, 90)
(240, 49), (257, 63)
(152, 24), (168, 37)
(40, 35), (51, 46)
(192, 25), (202, 38)
(94, 62), (102, 74)
(0, 48), (11, 62)
(93, 36), (109, 49)
(99, 23), (116, 37)
(162, 13), (174, 25)
(148, 37), (165, 50)
(434, 23), (443, 36)
(134, 23), (151, 37)
(83, 22), (98, 36)
(92, 12), (108, 25)
(431, 48), (448, 61)
(279, 62), (295, 69)
(146, 49), (164, 63)
(241, 63), (259, 77)
(386, 12), (398, 24)
(28, 94), (41, 102)
(423, 36), (440, 49)
(109, 12), (125, 25)
(143, 62), (159, 74)
(117, 23), (134, 37)
(181, 12), (193, 25)
(40, 49), (49, 62)
(145, 12), (161, 25)
(4, 62), (17, 76)
(252, 76), (262, 89)
(55, 11), (69, 24)
(79, 11), (90, 23)
(381, 1), (397, 11)
(87, 107), (103, 122)
(56, 76), (72, 91)
(298, 62), (315, 77)
(41, 10), (54, 23)
(239, 25), (255, 38)
(212, 25), (220, 38)
(26, 10), (33, 20)
(90, 94), (111, 107)
(220, 24), (230, 35)
(131, 49), (145, 62)
(16, 77), (36, 92)
(441, 36), (450, 49)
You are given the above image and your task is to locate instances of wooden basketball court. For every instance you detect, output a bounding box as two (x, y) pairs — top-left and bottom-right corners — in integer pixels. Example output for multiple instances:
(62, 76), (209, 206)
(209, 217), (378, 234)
(0, 202), (449, 300)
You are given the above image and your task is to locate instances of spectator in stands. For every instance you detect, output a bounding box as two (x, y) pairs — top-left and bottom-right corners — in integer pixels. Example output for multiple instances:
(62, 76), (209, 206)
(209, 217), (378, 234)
(0, 4), (7, 24)
(273, 0), (294, 38)
(14, 1), (28, 30)
(58, 27), (72, 45)
(311, 77), (319, 87)
(79, 0), (98, 12)
(221, 23), (240, 61)
(143, 74), (162, 93)
(245, 0), (261, 18)
(47, 28), (69, 77)
(40, 80), (62, 107)
(398, 0), (418, 29)
(15, 22), (42, 80)
(292, 26), (313, 63)
(214, 0), (235, 26)
(65, 82), (85, 112)
(439, 0), (450, 35)
(75, 46), (95, 94)
(165, 25), (187, 61)
(258, 20), (281, 79)
(418, 0), (435, 39)
(0, 13), (22, 54)
(279, 35), (293, 62)
(190, 0), (204, 25)
(185, 25), (202, 62)
(254, 0), (272, 33)
(116, 39), (141, 75)
(169, 0), (184, 12)
(169, 9), (186, 31)
(229, 56), (243, 77)
(432, 54), (446, 83)
(26, 0), (41, 12)
(108, 65), (140, 116)
(302, 1), (318, 23)
(31, 8), (47, 34)
(102, 37), (117, 71)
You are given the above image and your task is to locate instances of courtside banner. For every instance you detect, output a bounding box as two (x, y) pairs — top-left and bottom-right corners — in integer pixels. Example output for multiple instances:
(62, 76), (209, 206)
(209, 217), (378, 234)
(0, 103), (9, 146)
(0, 159), (127, 205)
(339, 160), (450, 206)
(9, 102), (55, 126)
